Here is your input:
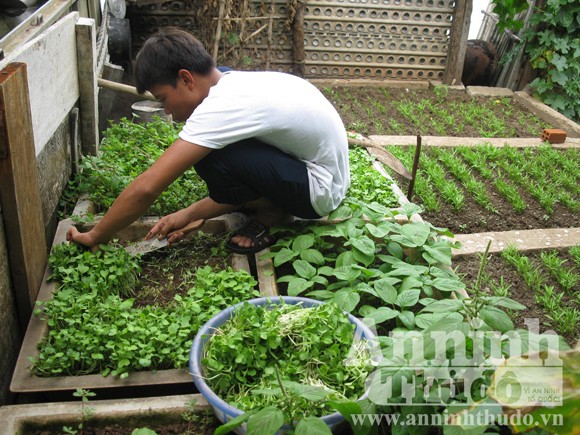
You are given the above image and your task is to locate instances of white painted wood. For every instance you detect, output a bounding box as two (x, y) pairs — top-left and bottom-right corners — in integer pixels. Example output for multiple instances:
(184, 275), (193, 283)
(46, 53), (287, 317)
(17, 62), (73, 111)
(0, 13), (80, 156)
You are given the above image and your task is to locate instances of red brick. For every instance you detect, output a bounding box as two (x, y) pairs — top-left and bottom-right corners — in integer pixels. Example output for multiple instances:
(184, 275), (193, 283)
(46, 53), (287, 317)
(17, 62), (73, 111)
(540, 128), (567, 144)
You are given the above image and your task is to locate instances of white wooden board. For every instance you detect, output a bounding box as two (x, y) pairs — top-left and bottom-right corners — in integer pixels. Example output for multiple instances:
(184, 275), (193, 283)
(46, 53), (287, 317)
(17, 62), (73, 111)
(0, 12), (80, 156)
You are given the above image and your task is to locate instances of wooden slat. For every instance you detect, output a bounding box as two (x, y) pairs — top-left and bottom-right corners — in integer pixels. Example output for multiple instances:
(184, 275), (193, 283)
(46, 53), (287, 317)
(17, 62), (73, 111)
(443, 0), (473, 85)
(0, 62), (47, 328)
(76, 18), (99, 156)
(1, 12), (80, 157)
(348, 137), (412, 180)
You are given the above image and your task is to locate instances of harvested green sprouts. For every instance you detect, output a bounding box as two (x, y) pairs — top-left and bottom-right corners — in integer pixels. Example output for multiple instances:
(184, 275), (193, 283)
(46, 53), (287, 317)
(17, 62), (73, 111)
(202, 301), (372, 422)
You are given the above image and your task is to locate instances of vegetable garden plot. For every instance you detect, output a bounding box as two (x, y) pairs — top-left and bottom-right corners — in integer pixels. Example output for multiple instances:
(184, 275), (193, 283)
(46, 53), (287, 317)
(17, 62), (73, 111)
(60, 118), (208, 219)
(454, 246), (580, 346)
(260, 203), (466, 336)
(320, 86), (548, 138)
(10, 218), (259, 395)
(344, 147), (401, 209)
(253, 205), (575, 433)
(384, 144), (580, 234)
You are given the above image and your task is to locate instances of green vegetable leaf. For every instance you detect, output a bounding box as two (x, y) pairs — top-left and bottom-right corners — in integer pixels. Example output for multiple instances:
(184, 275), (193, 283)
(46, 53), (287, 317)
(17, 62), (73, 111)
(363, 306), (400, 323)
(247, 407), (284, 435)
(300, 249), (326, 265)
(274, 248), (297, 267)
(374, 278), (398, 304)
(479, 306), (514, 333)
(292, 234), (315, 251)
(390, 222), (431, 247)
(333, 289), (360, 313)
(214, 410), (258, 435)
(395, 290), (421, 308)
(295, 417), (332, 435)
(398, 310), (415, 329)
(293, 260), (317, 280)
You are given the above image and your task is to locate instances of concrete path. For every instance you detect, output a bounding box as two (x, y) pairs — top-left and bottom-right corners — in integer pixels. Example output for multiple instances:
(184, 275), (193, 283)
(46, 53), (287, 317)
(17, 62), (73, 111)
(369, 135), (580, 149)
(449, 228), (580, 257)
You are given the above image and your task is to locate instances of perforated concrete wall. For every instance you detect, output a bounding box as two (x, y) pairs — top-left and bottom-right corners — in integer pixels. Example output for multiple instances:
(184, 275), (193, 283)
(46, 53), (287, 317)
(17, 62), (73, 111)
(303, 0), (454, 79)
(249, 0), (454, 78)
(128, 0), (455, 80)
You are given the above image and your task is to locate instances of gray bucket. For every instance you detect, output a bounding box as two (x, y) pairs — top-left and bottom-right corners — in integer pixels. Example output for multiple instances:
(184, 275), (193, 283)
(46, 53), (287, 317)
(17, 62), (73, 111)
(131, 100), (172, 123)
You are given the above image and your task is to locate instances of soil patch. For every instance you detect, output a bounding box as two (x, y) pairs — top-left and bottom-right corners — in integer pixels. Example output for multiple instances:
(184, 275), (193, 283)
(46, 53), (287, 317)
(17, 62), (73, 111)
(389, 146), (579, 234)
(133, 233), (232, 307)
(453, 248), (579, 346)
(319, 86), (548, 138)
(419, 181), (579, 234)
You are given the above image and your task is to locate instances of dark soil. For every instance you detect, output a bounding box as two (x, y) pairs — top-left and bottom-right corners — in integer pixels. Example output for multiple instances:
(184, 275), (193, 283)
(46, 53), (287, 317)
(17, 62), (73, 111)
(320, 86), (548, 138)
(132, 233), (231, 307)
(453, 248), (579, 346)
(419, 175), (579, 235)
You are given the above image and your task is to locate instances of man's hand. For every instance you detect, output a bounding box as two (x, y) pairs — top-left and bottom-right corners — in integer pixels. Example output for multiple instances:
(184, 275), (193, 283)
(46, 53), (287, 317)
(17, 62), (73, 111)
(145, 208), (195, 244)
(66, 226), (101, 252)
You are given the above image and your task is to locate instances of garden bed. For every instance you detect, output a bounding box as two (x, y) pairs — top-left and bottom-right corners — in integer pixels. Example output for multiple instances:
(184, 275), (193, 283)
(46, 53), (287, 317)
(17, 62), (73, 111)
(0, 393), (217, 435)
(454, 246), (579, 345)
(10, 217), (262, 397)
(383, 144), (579, 234)
(320, 86), (549, 138)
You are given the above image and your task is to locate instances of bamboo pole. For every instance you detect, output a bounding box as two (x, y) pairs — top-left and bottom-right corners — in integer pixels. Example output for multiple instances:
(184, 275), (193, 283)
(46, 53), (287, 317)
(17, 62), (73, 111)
(213, 0), (226, 62)
(265, 0), (275, 70)
(292, 1), (305, 77)
(97, 78), (156, 101)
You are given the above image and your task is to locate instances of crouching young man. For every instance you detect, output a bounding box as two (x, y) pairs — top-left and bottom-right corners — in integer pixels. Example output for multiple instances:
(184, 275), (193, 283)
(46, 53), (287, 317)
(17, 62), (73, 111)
(67, 27), (349, 254)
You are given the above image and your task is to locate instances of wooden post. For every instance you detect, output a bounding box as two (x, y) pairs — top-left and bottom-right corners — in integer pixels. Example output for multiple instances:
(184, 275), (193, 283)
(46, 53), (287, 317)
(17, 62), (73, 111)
(291, 1), (305, 77)
(443, 0), (472, 85)
(213, 0), (226, 62)
(76, 17), (99, 156)
(407, 135), (422, 201)
(265, 0), (275, 70)
(0, 63), (48, 329)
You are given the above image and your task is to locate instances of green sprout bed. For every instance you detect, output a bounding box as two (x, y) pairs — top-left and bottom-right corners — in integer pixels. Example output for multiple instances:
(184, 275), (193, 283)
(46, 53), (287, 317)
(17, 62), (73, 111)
(32, 242), (258, 378)
(62, 118), (208, 218)
(344, 147), (400, 208)
(321, 86), (548, 137)
(386, 143), (579, 215)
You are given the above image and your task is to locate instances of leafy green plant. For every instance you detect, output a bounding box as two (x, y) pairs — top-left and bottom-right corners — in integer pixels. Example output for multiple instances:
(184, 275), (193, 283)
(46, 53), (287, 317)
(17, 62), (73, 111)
(540, 250), (579, 292)
(524, 1), (580, 121)
(268, 204), (464, 334)
(344, 147), (400, 208)
(205, 301), (372, 434)
(62, 388), (96, 435)
(67, 118), (208, 217)
(33, 243), (259, 378)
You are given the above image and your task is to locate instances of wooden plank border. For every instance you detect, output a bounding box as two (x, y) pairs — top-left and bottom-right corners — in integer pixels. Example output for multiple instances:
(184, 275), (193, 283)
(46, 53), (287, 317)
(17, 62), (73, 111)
(0, 63), (48, 328)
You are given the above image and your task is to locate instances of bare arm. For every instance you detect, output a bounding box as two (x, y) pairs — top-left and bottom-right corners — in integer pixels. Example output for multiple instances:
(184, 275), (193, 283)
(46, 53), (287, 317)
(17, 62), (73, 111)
(67, 138), (212, 248)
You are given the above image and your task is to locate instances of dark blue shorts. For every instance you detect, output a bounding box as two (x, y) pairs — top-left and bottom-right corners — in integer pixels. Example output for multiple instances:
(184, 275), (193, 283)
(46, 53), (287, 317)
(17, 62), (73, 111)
(194, 139), (321, 219)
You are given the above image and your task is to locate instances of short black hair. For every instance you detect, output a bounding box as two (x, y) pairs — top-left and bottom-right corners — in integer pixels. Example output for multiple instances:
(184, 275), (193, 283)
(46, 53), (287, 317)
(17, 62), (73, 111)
(134, 27), (215, 94)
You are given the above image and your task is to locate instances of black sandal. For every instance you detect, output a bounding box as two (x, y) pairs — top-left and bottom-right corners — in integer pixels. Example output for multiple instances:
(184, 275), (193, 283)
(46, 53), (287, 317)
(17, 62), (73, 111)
(226, 220), (275, 254)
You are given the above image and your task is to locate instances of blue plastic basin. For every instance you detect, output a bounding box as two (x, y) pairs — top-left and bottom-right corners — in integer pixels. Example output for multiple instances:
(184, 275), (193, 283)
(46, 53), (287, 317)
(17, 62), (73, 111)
(189, 296), (375, 434)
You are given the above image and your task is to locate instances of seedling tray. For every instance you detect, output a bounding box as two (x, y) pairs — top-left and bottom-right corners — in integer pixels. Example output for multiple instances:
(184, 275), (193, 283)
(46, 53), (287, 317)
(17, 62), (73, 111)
(10, 216), (256, 397)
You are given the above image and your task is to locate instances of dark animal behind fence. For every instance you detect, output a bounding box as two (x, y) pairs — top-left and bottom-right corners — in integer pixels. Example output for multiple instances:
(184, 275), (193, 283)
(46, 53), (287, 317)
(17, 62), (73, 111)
(462, 39), (497, 86)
